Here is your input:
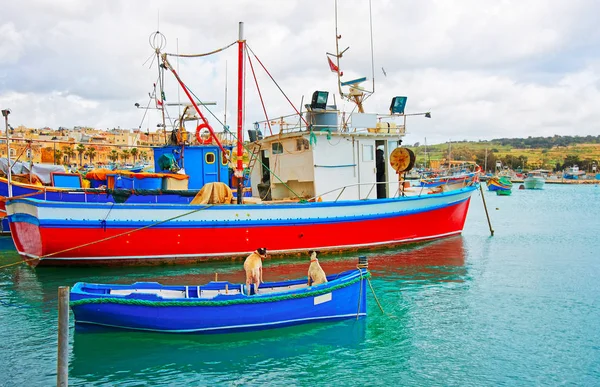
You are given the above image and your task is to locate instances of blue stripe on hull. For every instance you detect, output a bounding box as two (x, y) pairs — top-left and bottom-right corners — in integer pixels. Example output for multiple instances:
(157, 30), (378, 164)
(9, 197), (471, 229)
(74, 313), (366, 334)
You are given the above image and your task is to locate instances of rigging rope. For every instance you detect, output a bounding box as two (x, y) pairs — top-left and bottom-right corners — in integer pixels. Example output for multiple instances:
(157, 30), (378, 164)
(246, 51), (273, 136)
(185, 85), (304, 200)
(164, 41), (237, 58)
(0, 204), (214, 269)
(246, 44), (309, 128)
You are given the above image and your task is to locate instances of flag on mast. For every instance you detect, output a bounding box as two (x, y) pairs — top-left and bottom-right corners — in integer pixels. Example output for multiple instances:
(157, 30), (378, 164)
(327, 56), (340, 73)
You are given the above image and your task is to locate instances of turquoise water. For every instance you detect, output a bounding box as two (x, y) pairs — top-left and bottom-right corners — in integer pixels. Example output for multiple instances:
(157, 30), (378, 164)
(1, 184), (599, 386)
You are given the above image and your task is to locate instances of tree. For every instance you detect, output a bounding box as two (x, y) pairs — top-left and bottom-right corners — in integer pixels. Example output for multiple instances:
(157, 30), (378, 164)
(130, 148), (139, 163)
(474, 149), (497, 173)
(62, 146), (76, 163)
(140, 151), (148, 161)
(76, 144), (86, 166)
(563, 154), (581, 168)
(108, 149), (119, 162)
(121, 149), (130, 163)
(54, 149), (63, 165)
(84, 147), (97, 164)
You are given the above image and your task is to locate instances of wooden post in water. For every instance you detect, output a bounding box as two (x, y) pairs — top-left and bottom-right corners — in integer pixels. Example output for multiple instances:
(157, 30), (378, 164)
(479, 183), (494, 236)
(57, 286), (69, 387)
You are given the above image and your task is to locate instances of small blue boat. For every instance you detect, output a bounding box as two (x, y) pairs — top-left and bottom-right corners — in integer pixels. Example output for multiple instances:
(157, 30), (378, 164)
(70, 268), (369, 334)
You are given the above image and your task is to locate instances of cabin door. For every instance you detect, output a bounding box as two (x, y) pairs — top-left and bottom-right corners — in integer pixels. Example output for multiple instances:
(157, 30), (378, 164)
(375, 140), (387, 198)
(358, 141), (376, 199)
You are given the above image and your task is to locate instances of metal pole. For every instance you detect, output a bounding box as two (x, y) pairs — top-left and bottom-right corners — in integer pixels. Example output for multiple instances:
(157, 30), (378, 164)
(2, 110), (12, 197)
(57, 286), (69, 387)
(236, 21), (245, 204)
(479, 183), (494, 236)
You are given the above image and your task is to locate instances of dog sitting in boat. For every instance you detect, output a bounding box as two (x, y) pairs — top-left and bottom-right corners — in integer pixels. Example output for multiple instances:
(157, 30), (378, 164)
(244, 247), (267, 294)
(307, 250), (328, 286)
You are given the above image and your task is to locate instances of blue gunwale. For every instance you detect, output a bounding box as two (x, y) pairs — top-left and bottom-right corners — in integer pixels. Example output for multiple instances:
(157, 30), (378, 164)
(70, 269), (368, 305)
(9, 197), (470, 229)
(7, 185), (477, 211)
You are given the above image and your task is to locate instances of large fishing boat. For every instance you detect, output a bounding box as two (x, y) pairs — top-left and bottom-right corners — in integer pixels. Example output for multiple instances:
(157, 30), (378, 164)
(5, 22), (479, 266)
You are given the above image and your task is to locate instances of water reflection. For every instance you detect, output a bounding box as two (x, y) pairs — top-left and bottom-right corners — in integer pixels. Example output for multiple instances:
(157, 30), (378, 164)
(70, 319), (366, 384)
(6, 236), (467, 310)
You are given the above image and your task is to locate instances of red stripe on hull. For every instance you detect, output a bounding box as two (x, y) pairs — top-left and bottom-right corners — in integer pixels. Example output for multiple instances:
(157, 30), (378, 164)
(14, 198), (471, 266)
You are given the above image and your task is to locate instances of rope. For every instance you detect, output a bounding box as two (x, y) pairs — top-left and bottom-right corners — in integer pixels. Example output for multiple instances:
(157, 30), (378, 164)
(356, 268), (364, 319)
(246, 51), (273, 136)
(70, 272), (371, 307)
(164, 41), (237, 58)
(366, 276), (396, 319)
(246, 44), (309, 128)
(0, 189), (45, 203)
(0, 204), (213, 269)
(185, 84), (304, 200)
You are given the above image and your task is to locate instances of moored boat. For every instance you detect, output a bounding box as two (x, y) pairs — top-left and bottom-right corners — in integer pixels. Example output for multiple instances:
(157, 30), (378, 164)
(6, 23), (479, 266)
(486, 176), (513, 193)
(69, 266), (369, 333)
(523, 170), (546, 189)
(7, 185), (475, 266)
(563, 165), (585, 180)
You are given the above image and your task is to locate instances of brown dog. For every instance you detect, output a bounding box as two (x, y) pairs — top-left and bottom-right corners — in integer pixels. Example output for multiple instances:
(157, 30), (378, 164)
(307, 250), (328, 286)
(244, 247), (267, 294)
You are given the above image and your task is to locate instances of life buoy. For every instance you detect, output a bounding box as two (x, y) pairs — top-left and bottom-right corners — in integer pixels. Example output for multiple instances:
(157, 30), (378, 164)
(475, 165), (482, 173)
(195, 123), (212, 145)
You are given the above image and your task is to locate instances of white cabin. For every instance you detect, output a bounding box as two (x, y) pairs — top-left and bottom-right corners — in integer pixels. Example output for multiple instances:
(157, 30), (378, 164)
(249, 92), (410, 202)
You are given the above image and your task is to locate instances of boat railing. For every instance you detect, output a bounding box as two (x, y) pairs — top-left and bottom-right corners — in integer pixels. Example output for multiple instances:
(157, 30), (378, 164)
(308, 178), (474, 203)
(255, 112), (406, 136)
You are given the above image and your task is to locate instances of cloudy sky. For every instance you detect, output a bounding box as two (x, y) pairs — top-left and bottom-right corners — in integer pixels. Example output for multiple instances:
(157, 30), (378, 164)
(1, 0), (600, 145)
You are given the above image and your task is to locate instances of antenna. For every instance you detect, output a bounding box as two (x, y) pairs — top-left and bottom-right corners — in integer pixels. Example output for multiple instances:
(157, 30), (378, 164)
(224, 60), (228, 126)
(369, 0), (375, 94)
(177, 38), (181, 119)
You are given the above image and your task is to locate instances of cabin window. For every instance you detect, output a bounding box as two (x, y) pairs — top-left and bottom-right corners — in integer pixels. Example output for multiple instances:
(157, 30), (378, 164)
(221, 150), (231, 165)
(362, 144), (374, 161)
(205, 152), (216, 164)
(272, 142), (283, 154)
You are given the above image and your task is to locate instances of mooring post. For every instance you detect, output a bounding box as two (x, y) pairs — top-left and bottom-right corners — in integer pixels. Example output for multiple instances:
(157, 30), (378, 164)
(57, 286), (69, 387)
(479, 183), (494, 236)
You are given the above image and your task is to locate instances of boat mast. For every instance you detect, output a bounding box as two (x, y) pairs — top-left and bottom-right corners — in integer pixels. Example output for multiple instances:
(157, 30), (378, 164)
(2, 109), (12, 197)
(484, 147), (488, 172)
(236, 22), (245, 204)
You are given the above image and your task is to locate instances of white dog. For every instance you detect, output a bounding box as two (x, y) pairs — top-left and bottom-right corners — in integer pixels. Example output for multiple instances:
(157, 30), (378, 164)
(307, 250), (327, 286)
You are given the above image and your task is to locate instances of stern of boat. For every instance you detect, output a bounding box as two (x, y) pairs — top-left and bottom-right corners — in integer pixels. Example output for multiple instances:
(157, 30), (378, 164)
(6, 199), (43, 266)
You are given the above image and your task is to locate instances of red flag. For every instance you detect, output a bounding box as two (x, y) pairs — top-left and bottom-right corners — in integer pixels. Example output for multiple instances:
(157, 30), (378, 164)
(327, 56), (339, 73)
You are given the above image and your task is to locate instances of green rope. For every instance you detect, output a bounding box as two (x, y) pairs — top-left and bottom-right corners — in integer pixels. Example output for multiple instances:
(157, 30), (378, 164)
(70, 272), (370, 307)
(309, 128), (317, 146)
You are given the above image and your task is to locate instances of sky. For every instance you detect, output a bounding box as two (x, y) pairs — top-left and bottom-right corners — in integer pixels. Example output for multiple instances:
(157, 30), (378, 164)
(1, 0), (600, 145)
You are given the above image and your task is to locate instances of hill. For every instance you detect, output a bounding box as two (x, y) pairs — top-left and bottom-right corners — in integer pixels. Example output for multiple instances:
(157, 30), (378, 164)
(409, 135), (600, 173)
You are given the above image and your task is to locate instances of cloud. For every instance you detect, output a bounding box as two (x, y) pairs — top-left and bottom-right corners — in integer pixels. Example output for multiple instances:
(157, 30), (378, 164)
(1, 0), (600, 145)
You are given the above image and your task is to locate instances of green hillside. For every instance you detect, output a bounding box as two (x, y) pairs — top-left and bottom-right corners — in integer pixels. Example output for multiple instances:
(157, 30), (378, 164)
(409, 135), (600, 173)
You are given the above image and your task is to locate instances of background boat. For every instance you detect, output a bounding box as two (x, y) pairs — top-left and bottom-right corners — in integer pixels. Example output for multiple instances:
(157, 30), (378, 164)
(486, 176), (513, 193)
(523, 170), (546, 189)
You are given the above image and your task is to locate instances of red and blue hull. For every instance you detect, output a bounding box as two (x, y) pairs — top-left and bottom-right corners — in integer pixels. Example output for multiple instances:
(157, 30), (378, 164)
(7, 186), (476, 266)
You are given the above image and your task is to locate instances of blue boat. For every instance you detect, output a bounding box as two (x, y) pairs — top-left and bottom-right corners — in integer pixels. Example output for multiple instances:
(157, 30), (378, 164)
(70, 268), (369, 334)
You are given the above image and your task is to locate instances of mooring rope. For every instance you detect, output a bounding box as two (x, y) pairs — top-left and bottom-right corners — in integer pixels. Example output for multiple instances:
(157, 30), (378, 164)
(366, 276), (396, 319)
(0, 203), (214, 269)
